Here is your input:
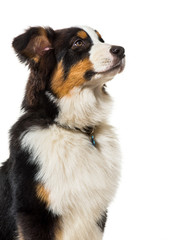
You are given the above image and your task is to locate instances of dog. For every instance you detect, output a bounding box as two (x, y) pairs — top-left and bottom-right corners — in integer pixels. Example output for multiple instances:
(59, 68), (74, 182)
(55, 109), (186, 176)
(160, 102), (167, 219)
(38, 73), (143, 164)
(0, 26), (125, 240)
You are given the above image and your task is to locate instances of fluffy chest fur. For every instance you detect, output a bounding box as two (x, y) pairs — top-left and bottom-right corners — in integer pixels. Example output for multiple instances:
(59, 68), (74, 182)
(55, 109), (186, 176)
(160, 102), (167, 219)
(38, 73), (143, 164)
(21, 123), (121, 239)
(21, 123), (121, 217)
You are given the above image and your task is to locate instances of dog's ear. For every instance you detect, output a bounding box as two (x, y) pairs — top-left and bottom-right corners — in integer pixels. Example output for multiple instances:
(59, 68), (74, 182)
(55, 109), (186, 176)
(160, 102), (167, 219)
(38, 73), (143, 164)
(12, 27), (55, 65)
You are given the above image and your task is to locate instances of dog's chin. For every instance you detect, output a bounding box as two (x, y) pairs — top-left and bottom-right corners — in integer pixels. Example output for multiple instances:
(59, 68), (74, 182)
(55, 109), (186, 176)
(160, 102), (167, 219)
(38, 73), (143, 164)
(84, 58), (125, 88)
(94, 58), (125, 81)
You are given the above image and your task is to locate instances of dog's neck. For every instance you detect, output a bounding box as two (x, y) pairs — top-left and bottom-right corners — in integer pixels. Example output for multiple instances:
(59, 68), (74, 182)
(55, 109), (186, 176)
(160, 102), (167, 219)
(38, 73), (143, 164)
(47, 86), (113, 130)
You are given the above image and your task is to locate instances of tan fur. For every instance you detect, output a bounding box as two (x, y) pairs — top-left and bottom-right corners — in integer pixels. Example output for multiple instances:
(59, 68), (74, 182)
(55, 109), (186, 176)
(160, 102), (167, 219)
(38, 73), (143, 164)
(32, 56), (40, 63)
(54, 219), (64, 240)
(51, 61), (65, 98)
(36, 183), (50, 207)
(77, 30), (88, 39)
(17, 225), (24, 240)
(51, 59), (93, 98)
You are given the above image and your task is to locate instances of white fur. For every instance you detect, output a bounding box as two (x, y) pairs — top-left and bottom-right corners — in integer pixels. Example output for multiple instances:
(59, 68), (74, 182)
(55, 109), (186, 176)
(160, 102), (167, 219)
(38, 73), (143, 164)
(90, 43), (114, 73)
(21, 87), (121, 240)
(55, 87), (112, 129)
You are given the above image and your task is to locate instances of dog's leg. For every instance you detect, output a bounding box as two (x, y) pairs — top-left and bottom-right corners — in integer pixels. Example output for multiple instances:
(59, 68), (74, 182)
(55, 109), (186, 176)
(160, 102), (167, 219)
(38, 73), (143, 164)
(10, 154), (63, 240)
(16, 212), (107, 240)
(60, 211), (107, 240)
(16, 211), (62, 240)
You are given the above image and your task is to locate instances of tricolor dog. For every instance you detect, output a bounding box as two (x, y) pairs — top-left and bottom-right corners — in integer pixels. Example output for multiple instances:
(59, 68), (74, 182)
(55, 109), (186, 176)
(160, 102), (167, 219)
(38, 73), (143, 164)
(0, 26), (125, 240)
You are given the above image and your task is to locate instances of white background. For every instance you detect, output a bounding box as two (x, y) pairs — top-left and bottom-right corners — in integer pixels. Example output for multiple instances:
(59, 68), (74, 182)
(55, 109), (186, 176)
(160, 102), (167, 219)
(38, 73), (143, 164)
(0, 0), (191, 239)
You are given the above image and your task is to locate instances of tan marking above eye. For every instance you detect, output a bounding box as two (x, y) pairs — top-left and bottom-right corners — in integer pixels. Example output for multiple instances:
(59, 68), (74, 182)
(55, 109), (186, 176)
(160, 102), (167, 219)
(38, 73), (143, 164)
(51, 59), (93, 98)
(77, 30), (88, 39)
(95, 30), (103, 40)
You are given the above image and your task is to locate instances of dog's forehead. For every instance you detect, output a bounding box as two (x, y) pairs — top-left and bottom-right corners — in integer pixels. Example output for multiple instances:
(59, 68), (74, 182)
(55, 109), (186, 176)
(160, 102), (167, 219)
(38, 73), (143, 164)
(55, 26), (103, 45)
(79, 26), (101, 44)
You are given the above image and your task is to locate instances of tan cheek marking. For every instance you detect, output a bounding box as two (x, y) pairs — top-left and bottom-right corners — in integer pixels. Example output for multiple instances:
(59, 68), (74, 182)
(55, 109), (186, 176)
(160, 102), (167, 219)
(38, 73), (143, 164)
(77, 30), (88, 39)
(51, 59), (93, 98)
(64, 58), (93, 95)
(51, 61), (65, 98)
(36, 183), (50, 206)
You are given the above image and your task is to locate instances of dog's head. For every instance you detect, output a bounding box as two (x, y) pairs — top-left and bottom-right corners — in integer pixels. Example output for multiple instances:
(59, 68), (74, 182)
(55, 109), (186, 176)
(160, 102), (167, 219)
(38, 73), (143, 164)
(13, 26), (125, 102)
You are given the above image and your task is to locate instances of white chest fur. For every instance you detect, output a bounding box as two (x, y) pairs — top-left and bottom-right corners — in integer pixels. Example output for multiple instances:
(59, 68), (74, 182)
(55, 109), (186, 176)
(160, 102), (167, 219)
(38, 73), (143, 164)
(21, 124), (121, 222)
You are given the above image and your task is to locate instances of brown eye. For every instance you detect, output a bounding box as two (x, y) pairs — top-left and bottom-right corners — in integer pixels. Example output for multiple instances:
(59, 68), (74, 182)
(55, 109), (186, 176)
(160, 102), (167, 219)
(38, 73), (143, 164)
(73, 39), (84, 47)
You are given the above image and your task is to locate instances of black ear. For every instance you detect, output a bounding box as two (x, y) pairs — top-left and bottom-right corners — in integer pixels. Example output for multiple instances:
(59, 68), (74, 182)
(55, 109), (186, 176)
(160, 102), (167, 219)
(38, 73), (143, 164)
(12, 27), (55, 65)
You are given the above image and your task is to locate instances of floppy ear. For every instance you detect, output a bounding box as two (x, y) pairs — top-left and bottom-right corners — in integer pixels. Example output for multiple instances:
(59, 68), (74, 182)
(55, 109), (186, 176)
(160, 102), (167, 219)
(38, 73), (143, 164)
(12, 27), (54, 65)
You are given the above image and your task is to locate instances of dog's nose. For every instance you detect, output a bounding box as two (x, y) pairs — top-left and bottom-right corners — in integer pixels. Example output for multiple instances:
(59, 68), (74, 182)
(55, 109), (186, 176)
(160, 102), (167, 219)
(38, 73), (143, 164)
(110, 46), (125, 59)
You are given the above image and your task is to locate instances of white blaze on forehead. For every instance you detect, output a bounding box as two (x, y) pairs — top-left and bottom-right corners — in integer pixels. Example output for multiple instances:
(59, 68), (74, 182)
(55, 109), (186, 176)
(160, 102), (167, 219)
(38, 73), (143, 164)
(81, 26), (101, 44)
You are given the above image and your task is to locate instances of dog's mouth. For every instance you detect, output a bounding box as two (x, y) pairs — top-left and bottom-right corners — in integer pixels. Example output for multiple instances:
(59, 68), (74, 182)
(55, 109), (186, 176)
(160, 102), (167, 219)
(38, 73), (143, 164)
(84, 57), (125, 81)
(96, 57), (125, 75)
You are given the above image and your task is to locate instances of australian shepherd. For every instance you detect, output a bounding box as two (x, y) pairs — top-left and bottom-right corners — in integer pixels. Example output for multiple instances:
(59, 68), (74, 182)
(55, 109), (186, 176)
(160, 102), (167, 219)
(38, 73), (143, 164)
(0, 26), (125, 240)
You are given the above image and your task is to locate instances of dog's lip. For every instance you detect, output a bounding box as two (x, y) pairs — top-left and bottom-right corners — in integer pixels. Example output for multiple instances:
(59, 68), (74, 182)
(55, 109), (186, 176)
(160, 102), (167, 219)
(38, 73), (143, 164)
(96, 57), (125, 75)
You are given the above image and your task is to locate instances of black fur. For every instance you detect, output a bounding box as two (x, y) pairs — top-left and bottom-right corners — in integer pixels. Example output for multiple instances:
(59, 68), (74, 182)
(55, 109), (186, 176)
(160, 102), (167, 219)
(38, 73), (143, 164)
(0, 160), (16, 240)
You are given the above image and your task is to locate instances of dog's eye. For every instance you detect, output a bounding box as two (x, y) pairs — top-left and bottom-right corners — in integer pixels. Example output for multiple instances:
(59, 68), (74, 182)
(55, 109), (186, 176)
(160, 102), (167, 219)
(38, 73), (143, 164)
(73, 39), (84, 47)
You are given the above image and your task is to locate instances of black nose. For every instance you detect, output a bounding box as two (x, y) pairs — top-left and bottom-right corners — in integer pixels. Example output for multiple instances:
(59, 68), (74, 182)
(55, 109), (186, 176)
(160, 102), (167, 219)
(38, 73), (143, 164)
(110, 46), (125, 59)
